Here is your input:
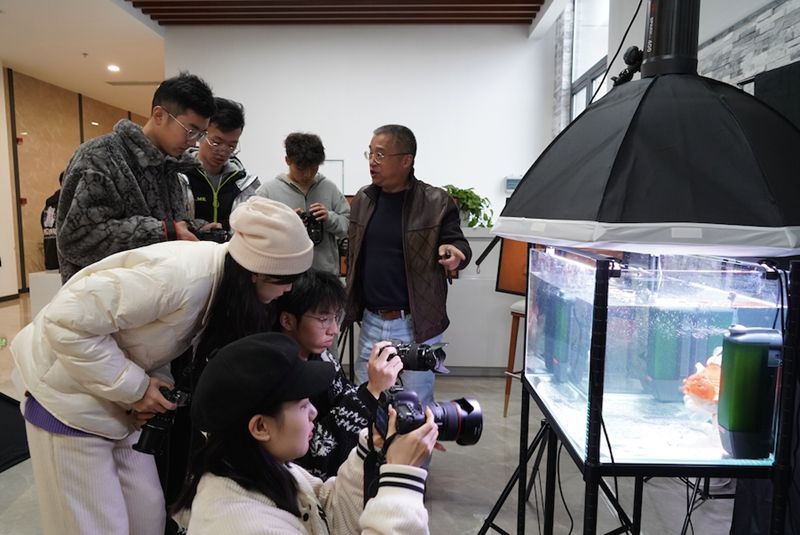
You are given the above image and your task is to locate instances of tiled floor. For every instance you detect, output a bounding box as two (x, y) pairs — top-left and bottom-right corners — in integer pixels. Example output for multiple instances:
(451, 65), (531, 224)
(0, 295), (734, 534)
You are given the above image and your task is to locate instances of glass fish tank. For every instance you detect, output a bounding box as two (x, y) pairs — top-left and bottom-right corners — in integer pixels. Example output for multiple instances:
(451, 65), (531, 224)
(524, 247), (784, 466)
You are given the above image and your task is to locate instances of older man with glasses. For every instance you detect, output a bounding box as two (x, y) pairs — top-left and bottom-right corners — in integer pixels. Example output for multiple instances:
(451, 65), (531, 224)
(344, 124), (472, 431)
(56, 72), (215, 282)
(180, 97), (260, 238)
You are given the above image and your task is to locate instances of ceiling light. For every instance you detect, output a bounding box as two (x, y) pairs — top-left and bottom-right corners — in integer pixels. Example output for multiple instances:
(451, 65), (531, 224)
(107, 64), (120, 73)
(20, 131), (28, 136)
(90, 121), (99, 126)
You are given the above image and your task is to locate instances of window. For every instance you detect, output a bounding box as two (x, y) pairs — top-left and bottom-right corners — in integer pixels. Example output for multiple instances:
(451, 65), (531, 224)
(570, 0), (610, 120)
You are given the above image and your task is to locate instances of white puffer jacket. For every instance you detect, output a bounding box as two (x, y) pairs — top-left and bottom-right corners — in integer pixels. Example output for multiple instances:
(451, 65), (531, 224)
(11, 240), (227, 439)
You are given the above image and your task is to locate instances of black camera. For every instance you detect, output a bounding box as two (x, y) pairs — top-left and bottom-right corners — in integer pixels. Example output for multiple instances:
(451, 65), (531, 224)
(299, 211), (324, 245)
(132, 387), (190, 455)
(193, 227), (229, 243)
(391, 342), (449, 374)
(377, 387), (482, 446)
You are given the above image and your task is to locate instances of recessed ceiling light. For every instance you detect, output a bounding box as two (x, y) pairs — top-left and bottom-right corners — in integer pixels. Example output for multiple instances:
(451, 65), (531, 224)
(20, 131), (28, 136)
(90, 121), (100, 126)
(107, 64), (120, 73)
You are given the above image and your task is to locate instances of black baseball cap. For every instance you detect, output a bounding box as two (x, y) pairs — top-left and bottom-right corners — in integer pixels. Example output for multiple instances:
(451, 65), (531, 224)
(191, 332), (334, 433)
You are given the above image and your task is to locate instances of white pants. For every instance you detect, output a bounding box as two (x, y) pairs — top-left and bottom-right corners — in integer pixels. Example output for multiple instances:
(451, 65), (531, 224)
(25, 422), (166, 535)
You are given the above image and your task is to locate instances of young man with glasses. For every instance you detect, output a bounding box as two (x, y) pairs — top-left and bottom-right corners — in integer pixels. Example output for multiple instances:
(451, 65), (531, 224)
(56, 72), (215, 282)
(257, 132), (350, 276)
(180, 97), (260, 236)
(276, 269), (402, 479)
(344, 124), (471, 418)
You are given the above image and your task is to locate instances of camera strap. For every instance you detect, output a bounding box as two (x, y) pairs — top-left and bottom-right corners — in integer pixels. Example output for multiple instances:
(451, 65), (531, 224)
(363, 427), (399, 504)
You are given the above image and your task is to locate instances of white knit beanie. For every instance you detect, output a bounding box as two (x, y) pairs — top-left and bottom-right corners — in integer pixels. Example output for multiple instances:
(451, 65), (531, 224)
(228, 197), (314, 275)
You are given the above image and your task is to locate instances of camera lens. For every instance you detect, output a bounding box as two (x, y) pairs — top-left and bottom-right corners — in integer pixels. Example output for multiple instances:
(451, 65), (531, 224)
(431, 398), (483, 446)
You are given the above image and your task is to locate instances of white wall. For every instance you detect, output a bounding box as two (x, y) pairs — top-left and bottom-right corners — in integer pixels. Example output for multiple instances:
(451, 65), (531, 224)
(165, 24), (556, 216)
(608, 0), (775, 81)
(0, 66), (20, 298)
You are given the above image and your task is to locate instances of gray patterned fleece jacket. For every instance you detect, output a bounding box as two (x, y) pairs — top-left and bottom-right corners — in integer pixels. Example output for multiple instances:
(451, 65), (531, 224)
(56, 119), (199, 282)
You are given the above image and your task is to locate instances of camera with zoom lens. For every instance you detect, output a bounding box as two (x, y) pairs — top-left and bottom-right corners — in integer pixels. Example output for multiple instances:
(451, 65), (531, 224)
(391, 342), (449, 374)
(132, 387), (190, 455)
(376, 386), (482, 446)
(193, 227), (229, 243)
(299, 211), (324, 245)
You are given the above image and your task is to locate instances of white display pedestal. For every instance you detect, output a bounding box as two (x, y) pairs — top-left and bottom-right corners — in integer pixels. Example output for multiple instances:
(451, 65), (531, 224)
(29, 270), (62, 317)
(442, 228), (522, 375)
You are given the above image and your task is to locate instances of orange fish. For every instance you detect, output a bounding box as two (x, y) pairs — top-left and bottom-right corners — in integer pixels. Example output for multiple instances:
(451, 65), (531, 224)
(682, 362), (721, 402)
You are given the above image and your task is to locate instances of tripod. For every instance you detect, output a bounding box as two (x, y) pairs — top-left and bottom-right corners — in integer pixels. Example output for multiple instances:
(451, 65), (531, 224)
(479, 393), (559, 534)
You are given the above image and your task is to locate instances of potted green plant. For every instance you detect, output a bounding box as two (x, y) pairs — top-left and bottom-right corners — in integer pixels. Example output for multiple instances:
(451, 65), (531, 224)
(443, 185), (493, 228)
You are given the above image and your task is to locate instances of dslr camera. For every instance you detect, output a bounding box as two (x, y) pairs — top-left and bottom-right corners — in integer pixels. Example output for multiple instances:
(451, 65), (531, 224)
(392, 342), (449, 374)
(193, 227), (229, 243)
(376, 386), (482, 446)
(132, 386), (191, 455)
(299, 211), (324, 245)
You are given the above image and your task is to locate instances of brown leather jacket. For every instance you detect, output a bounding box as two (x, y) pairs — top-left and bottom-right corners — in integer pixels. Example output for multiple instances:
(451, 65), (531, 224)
(344, 176), (471, 342)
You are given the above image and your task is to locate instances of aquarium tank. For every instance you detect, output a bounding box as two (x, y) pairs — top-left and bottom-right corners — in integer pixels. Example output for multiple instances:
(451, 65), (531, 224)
(525, 247), (784, 465)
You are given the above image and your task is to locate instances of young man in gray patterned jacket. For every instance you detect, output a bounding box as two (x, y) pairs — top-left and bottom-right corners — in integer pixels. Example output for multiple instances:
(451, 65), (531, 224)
(56, 72), (215, 282)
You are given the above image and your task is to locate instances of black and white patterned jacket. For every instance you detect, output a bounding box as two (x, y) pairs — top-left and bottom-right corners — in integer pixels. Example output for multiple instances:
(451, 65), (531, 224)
(56, 119), (199, 282)
(300, 350), (380, 480)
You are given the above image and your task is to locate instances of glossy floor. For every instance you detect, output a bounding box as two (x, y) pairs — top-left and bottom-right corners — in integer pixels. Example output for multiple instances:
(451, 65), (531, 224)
(0, 295), (733, 534)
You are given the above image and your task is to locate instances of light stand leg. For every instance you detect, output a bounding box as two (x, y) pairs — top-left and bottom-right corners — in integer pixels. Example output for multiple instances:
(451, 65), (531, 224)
(478, 418), (549, 533)
(632, 476), (643, 535)
(518, 389), (530, 535)
(543, 425), (558, 535)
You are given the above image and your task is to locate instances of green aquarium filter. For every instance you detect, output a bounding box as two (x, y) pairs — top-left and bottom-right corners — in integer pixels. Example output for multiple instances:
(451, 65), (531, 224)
(646, 307), (733, 402)
(717, 325), (783, 459)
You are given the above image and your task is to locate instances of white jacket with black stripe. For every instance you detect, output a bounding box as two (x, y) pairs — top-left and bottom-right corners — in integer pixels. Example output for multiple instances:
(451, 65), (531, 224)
(180, 430), (429, 535)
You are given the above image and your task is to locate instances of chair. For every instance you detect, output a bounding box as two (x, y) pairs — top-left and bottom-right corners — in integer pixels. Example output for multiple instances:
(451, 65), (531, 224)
(503, 299), (526, 417)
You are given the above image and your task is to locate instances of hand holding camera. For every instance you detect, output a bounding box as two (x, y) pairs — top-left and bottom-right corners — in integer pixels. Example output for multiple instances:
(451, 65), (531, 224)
(382, 405), (438, 467)
(132, 379), (190, 455)
(297, 208), (324, 245)
(307, 202), (329, 222)
(131, 377), (178, 419)
(366, 341), (404, 398)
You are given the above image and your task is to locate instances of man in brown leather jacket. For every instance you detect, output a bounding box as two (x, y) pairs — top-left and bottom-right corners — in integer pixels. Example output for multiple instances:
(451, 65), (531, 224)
(344, 124), (471, 410)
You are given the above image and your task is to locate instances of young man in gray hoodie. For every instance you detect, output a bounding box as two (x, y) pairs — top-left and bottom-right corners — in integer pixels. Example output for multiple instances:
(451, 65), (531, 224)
(256, 133), (349, 275)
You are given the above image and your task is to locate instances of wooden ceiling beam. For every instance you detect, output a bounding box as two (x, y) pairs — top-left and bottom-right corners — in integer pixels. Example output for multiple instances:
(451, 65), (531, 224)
(131, 1), (541, 7)
(157, 18), (534, 24)
(141, 8), (538, 15)
(127, 0), (543, 25)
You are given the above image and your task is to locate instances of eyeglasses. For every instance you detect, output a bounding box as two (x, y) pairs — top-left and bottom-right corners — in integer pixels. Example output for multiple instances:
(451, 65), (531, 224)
(304, 310), (344, 329)
(205, 136), (240, 156)
(363, 151), (411, 163)
(167, 111), (207, 141)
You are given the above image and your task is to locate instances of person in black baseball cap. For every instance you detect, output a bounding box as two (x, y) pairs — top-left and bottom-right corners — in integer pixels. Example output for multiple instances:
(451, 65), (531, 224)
(172, 332), (437, 534)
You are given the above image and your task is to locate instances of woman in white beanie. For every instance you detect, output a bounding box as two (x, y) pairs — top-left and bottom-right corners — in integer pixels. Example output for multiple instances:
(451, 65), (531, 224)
(10, 197), (313, 535)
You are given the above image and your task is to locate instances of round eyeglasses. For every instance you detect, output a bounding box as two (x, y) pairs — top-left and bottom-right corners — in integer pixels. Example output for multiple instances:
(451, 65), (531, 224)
(167, 112), (207, 142)
(363, 151), (411, 163)
(205, 136), (240, 156)
(304, 310), (345, 329)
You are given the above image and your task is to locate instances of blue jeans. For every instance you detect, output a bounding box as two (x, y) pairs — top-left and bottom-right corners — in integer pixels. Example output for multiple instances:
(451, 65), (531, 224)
(355, 309), (441, 409)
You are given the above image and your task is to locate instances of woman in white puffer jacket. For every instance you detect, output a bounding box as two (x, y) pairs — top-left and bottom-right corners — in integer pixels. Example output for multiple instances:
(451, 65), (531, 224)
(11, 197), (313, 535)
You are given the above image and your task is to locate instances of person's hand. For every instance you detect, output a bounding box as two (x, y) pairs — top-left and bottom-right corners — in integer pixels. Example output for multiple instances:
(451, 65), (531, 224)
(130, 377), (177, 424)
(175, 221), (199, 241)
(385, 406), (438, 467)
(199, 222), (223, 232)
(308, 202), (329, 222)
(367, 341), (403, 398)
(438, 244), (465, 271)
